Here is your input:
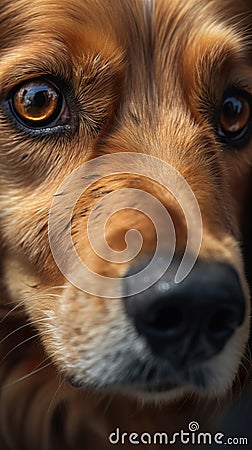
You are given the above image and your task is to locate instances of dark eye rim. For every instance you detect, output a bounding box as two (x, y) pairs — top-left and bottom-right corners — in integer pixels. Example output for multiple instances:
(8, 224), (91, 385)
(216, 88), (252, 149)
(6, 77), (70, 130)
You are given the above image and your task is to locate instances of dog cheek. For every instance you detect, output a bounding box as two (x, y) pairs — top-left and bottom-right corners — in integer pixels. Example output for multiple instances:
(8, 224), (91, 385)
(26, 286), (115, 369)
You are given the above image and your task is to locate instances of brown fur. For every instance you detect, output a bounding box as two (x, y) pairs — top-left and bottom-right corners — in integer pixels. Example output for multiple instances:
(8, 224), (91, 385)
(0, 0), (252, 448)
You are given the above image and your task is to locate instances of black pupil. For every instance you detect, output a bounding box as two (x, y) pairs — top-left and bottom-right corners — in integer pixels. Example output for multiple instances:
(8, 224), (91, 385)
(32, 90), (48, 107)
(223, 97), (243, 120)
(23, 86), (52, 111)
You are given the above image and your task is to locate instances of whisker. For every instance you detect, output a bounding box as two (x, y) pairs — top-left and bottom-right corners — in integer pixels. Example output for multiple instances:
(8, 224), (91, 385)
(0, 299), (28, 324)
(0, 334), (41, 365)
(0, 329), (58, 365)
(1, 360), (54, 389)
(0, 284), (67, 324)
(47, 378), (66, 414)
(41, 293), (62, 298)
(0, 317), (51, 346)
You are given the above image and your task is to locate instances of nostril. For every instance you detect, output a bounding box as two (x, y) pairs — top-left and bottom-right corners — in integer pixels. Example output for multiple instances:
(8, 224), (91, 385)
(207, 307), (239, 343)
(141, 305), (185, 337)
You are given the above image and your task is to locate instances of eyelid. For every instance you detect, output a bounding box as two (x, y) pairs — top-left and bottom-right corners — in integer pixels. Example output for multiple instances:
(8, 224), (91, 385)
(0, 44), (74, 97)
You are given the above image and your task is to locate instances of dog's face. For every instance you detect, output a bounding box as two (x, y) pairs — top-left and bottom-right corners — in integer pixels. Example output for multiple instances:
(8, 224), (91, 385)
(0, 0), (252, 401)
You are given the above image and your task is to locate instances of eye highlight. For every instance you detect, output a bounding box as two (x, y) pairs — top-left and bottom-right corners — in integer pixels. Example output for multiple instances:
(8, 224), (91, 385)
(217, 89), (252, 147)
(9, 79), (69, 129)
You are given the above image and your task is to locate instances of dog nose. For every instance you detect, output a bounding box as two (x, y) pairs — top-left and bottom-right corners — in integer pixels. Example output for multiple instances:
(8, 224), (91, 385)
(123, 259), (245, 366)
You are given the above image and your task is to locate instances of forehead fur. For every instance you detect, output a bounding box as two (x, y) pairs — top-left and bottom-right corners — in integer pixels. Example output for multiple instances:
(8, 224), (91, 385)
(0, 2), (249, 71)
(0, 0), (251, 123)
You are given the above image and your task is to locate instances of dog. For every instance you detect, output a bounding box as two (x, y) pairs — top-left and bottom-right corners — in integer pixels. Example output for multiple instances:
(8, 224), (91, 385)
(0, 0), (252, 448)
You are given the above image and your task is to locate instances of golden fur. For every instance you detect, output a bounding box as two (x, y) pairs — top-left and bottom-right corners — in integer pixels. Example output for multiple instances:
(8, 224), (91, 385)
(0, 0), (252, 448)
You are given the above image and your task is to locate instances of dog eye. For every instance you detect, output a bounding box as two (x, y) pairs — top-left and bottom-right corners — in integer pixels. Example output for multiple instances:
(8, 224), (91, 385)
(217, 90), (252, 147)
(10, 79), (68, 128)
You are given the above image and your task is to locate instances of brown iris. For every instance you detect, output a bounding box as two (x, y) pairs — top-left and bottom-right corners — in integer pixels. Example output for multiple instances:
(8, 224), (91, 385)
(220, 93), (250, 136)
(13, 80), (61, 126)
